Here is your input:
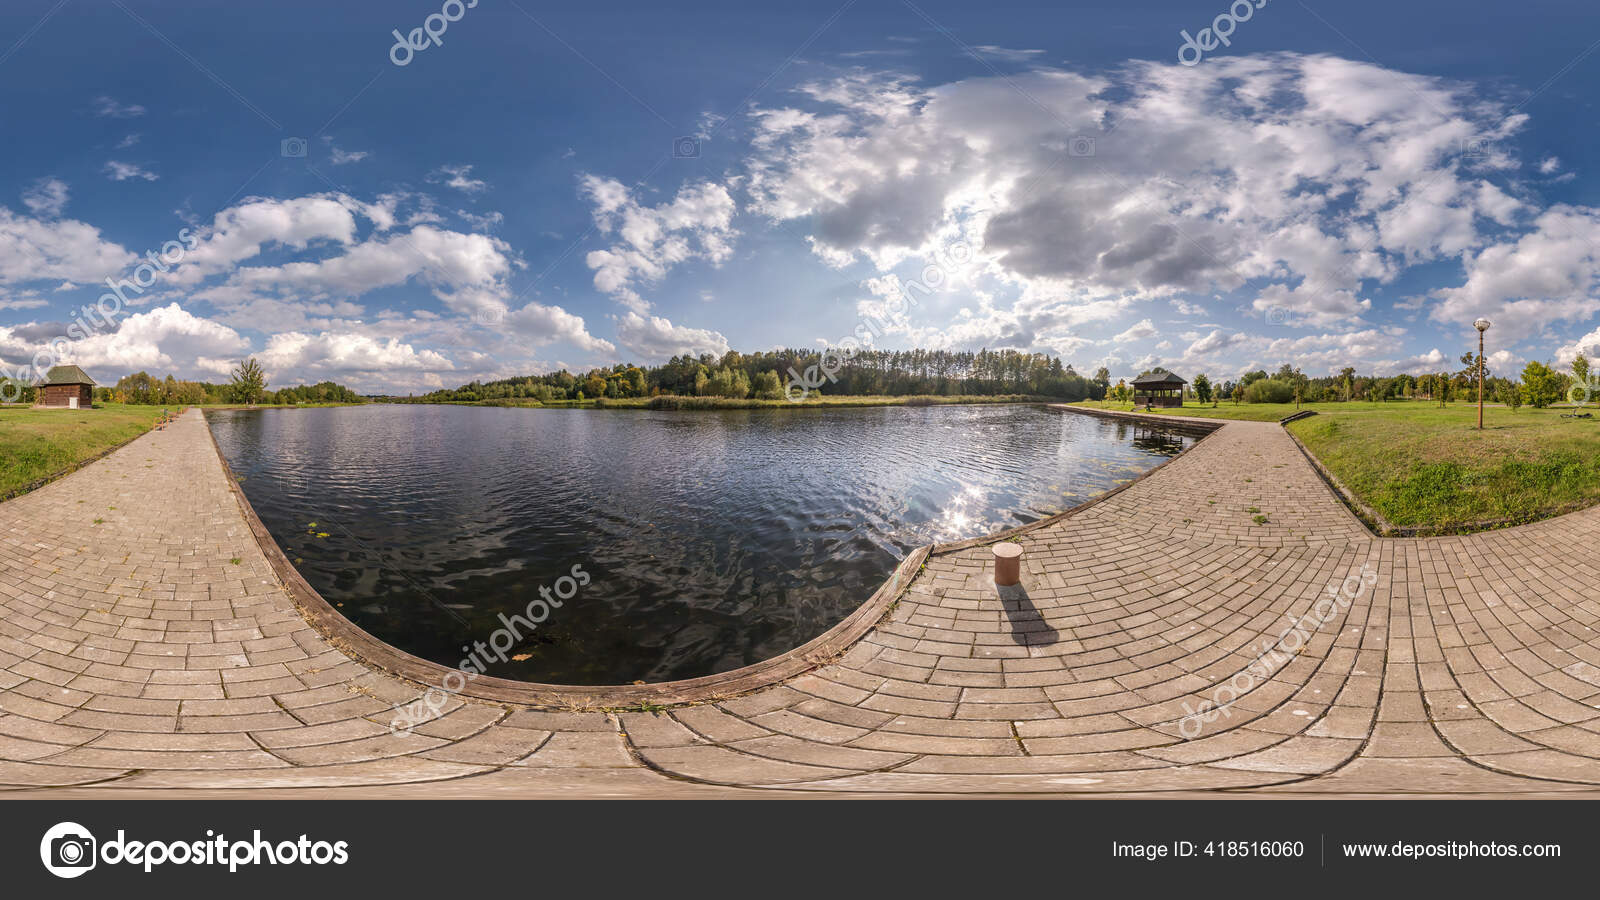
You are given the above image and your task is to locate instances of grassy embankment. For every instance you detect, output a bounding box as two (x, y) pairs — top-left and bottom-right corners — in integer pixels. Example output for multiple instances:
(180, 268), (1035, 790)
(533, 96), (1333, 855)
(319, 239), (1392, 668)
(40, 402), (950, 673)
(1070, 399), (1600, 532)
(0, 403), (166, 498)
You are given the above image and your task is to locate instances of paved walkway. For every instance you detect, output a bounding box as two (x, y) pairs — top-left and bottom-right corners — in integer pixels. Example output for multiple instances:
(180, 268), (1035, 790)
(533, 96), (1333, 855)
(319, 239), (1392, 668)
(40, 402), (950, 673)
(3, 408), (1600, 797)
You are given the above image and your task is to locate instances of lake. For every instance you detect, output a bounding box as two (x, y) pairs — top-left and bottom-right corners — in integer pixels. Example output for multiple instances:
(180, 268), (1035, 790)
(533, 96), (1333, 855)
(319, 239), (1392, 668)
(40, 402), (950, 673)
(206, 403), (1193, 684)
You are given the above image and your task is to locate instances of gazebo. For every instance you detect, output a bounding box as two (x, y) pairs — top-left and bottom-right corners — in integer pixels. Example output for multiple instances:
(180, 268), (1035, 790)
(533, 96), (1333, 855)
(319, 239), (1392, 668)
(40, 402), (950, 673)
(36, 365), (96, 409)
(1131, 371), (1187, 408)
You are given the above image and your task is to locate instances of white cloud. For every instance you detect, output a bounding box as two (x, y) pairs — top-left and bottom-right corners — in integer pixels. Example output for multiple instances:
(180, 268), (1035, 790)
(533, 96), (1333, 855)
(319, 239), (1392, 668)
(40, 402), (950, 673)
(503, 301), (615, 354)
(743, 54), (1529, 339)
(1111, 318), (1158, 343)
(613, 311), (730, 360)
(171, 195), (364, 281)
(22, 178), (68, 217)
(56, 303), (250, 375)
(329, 146), (370, 165)
(1431, 205), (1600, 342)
(0, 207), (134, 284)
(103, 161), (158, 182)
(581, 176), (736, 312)
(258, 331), (454, 375)
(1538, 156), (1561, 175)
(93, 96), (145, 118)
(973, 45), (1046, 62)
(1557, 325), (1600, 366)
(456, 209), (504, 231)
(429, 164), (487, 194)
(197, 225), (518, 319)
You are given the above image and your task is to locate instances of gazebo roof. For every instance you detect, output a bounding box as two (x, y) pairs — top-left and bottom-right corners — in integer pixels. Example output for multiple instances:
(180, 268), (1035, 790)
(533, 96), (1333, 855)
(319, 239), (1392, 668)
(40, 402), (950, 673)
(1131, 371), (1186, 387)
(40, 365), (96, 386)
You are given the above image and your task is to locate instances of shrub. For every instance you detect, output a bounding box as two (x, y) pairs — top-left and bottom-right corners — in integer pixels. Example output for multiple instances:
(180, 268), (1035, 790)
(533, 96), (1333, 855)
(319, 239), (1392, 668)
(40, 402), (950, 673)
(1242, 378), (1295, 403)
(751, 370), (783, 400)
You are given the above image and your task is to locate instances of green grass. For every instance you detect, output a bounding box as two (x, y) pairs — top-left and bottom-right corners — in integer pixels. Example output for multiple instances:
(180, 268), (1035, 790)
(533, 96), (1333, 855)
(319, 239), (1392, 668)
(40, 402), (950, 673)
(1075, 398), (1600, 531)
(1287, 403), (1600, 531)
(0, 403), (165, 498)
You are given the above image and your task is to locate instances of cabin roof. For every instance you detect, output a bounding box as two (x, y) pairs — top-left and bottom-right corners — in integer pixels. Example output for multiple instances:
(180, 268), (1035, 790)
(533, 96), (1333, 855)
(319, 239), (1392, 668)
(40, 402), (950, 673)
(40, 365), (96, 386)
(1131, 371), (1186, 387)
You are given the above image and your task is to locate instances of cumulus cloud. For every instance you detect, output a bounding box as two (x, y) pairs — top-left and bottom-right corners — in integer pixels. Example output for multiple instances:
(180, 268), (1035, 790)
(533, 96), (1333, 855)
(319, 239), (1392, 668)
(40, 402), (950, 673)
(504, 301), (615, 354)
(581, 176), (737, 313)
(613, 310), (730, 360)
(170, 194), (364, 282)
(741, 54), (1537, 341)
(0, 207), (134, 284)
(1431, 205), (1600, 342)
(1111, 319), (1158, 343)
(258, 331), (454, 375)
(196, 225), (518, 319)
(47, 303), (251, 374)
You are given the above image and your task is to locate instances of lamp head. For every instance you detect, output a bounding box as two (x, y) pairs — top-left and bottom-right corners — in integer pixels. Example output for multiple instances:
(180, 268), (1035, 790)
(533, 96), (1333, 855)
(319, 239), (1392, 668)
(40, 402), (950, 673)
(1474, 317), (1492, 332)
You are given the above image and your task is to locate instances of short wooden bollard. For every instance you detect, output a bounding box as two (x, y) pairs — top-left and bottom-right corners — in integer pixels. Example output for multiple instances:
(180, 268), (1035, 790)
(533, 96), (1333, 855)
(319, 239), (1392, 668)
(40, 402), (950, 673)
(992, 542), (1023, 586)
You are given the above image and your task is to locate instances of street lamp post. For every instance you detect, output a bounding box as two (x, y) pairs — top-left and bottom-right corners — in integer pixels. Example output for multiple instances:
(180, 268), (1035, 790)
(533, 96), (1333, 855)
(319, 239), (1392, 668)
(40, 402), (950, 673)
(1474, 318), (1492, 429)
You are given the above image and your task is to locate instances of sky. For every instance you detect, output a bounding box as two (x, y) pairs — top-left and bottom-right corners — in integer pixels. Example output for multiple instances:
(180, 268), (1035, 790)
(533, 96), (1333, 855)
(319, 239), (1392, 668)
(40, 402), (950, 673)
(2, 0), (1599, 394)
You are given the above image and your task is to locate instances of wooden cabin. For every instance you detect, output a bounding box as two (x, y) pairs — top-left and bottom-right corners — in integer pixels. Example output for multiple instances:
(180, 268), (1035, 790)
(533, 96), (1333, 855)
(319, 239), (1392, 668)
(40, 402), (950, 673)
(1131, 371), (1186, 408)
(36, 365), (95, 409)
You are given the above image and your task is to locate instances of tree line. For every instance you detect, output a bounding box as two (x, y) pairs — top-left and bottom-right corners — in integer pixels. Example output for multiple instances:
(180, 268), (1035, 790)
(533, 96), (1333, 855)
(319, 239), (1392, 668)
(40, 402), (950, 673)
(1119, 350), (1590, 409)
(83, 358), (364, 406)
(388, 348), (1115, 404)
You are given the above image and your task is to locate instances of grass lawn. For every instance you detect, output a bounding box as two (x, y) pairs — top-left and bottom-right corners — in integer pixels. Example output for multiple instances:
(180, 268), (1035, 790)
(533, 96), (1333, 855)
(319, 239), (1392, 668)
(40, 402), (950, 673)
(1288, 403), (1600, 531)
(0, 403), (166, 498)
(1073, 399), (1600, 531)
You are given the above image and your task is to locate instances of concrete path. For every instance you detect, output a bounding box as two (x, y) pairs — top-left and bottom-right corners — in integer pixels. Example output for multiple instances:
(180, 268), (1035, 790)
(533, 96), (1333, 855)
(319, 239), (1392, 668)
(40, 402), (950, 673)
(3, 408), (1600, 797)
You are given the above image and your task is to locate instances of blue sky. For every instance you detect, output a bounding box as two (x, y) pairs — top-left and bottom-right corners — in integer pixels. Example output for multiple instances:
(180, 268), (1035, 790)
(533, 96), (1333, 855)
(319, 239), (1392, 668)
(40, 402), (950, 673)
(2, 0), (1599, 392)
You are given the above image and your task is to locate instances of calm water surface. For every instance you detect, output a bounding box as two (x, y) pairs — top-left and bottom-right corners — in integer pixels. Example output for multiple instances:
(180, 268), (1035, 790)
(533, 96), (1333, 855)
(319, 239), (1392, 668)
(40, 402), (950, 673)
(207, 404), (1193, 683)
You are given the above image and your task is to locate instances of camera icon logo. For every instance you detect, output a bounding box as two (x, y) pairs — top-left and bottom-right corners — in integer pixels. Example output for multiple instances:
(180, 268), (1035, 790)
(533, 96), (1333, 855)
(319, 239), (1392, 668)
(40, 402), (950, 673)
(40, 822), (96, 878)
(281, 137), (308, 158)
(672, 136), (700, 159)
(1461, 137), (1487, 159)
(1067, 136), (1096, 158)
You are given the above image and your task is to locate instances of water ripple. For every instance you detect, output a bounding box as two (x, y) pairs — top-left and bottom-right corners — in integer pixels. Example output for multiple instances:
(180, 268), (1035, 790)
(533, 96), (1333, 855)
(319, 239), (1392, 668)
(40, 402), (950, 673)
(208, 404), (1191, 683)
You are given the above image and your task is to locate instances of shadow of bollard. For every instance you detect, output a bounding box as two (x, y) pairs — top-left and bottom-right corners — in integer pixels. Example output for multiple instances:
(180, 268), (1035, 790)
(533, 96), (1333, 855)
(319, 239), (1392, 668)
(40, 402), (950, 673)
(996, 582), (1059, 646)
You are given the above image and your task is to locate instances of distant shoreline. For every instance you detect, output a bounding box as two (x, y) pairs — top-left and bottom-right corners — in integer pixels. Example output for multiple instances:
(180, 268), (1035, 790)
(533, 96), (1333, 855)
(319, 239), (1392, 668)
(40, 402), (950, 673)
(362, 393), (1056, 411)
